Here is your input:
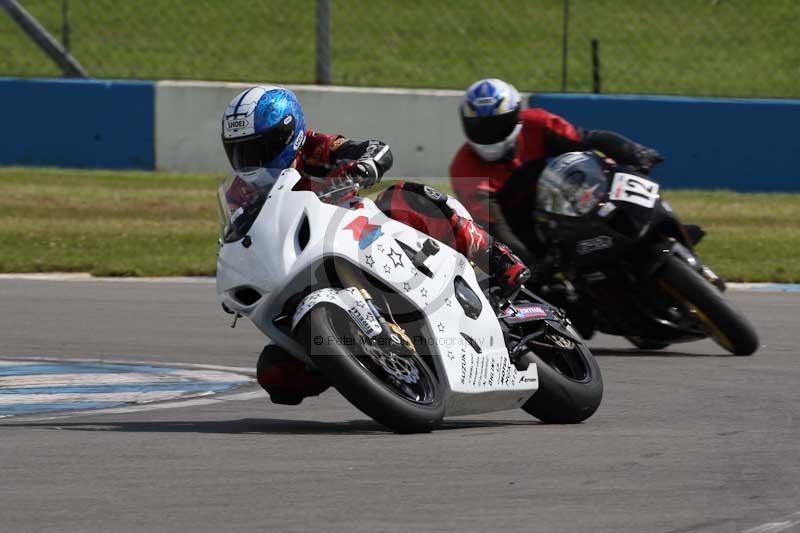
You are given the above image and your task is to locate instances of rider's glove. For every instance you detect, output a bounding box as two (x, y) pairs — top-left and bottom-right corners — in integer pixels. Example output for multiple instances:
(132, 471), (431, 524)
(330, 159), (381, 189)
(633, 144), (664, 173)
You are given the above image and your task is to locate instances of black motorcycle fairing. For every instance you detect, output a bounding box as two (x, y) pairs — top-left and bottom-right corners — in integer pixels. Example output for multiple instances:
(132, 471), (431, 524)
(530, 153), (734, 346)
(645, 240), (700, 275)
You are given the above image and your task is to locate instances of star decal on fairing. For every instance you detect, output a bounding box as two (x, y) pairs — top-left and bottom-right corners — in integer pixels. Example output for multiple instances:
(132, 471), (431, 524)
(420, 288), (428, 298)
(403, 282), (411, 292)
(447, 350), (454, 360)
(437, 322), (445, 333)
(444, 297), (452, 307)
(383, 265), (391, 274)
(345, 216), (383, 250)
(365, 255), (375, 267)
(377, 244), (385, 253)
(387, 248), (404, 268)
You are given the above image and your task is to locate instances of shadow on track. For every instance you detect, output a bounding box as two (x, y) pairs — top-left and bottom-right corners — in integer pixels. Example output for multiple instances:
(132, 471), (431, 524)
(591, 347), (732, 357)
(1, 417), (539, 435)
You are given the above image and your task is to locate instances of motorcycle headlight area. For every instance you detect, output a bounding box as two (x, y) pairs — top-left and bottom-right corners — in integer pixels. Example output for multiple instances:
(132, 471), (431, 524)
(453, 276), (483, 319)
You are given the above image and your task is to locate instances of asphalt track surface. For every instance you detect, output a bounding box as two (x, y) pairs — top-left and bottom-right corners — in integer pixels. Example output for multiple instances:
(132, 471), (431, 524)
(1, 278), (798, 533)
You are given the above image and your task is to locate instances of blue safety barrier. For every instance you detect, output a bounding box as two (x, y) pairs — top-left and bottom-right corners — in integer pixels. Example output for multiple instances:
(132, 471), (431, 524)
(0, 77), (154, 170)
(530, 93), (800, 191)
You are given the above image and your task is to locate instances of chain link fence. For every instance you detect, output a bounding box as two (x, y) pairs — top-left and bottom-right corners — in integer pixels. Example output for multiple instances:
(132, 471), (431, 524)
(1, 0), (798, 98)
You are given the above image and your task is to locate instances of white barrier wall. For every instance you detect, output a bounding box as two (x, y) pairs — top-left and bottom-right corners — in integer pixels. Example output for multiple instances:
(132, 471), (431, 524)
(155, 81), (468, 177)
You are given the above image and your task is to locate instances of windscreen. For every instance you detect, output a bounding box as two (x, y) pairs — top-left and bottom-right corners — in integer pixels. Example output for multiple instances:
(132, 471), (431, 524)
(217, 167), (278, 243)
(536, 152), (608, 217)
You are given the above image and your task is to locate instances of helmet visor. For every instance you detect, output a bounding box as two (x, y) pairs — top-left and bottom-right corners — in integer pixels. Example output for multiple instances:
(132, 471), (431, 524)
(536, 152), (608, 217)
(461, 110), (520, 145)
(223, 123), (294, 171)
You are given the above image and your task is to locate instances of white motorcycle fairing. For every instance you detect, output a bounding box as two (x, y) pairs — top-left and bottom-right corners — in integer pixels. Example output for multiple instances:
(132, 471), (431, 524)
(216, 169), (538, 416)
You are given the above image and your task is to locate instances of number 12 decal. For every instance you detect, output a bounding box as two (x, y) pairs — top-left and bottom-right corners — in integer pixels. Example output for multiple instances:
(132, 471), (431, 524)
(609, 172), (660, 208)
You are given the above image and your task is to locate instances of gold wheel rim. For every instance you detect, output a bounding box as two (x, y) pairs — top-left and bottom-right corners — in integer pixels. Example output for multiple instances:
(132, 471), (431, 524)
(657, 281), (735, 352)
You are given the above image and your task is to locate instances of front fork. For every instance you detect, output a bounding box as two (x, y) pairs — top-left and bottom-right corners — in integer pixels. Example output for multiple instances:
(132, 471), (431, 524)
(335, 259), (420, 354)
(359, 289), (418, 354)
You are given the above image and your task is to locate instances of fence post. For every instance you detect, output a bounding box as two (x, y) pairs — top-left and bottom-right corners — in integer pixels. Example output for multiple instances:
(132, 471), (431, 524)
(592, 37), (600, 93)
(0, 0), (87, 78)
(561, 0), (569, 92)
(316, 0), (331, 85)
(61, 0), (70, 54)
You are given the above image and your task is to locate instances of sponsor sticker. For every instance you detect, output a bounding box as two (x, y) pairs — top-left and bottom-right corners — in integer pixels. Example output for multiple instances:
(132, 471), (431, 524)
(576, 235), (614, 255)
(423, 185), (447, 204)
(348, 306), (381, 337)
(514, 305), (548, 319)
(345, 215), (383, 250)
(293, 130), (305, 151)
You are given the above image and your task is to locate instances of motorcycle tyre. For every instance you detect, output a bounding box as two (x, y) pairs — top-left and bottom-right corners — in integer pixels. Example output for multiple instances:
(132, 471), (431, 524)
(298, 304), (445, 433)
(520, 341), (603, 424)
(656, 255), (759, 356)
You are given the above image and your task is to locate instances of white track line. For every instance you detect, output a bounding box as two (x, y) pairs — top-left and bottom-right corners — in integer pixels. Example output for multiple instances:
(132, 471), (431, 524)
(0, 371), (250, 388)
(743, 512), (800, 533)
(0, 273), (214, 283)
(0, 390), (265, 422)
(0, 390), (215, 405)
(0, 357), (259, 422)
(0, 356), (254, 375)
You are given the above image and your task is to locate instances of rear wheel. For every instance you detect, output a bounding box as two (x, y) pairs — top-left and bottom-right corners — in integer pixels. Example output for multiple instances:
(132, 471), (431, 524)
(520, 326), (603, 424)
(297, 304), (444, 433)
(655, 255), (759, 355)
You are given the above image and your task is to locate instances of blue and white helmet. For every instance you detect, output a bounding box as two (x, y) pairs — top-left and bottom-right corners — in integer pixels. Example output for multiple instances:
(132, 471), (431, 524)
(459, 78), (522, 161)
(221, 86), (307, 172)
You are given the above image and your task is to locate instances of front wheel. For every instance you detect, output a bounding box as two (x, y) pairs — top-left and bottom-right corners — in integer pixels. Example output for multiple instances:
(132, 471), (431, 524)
(520, 326), (603, 424)
(297, 304), (445, 433)
(655, 255), (759, 356)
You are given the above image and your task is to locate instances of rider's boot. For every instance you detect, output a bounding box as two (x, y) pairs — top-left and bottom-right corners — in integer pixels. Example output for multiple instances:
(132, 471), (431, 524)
(451, 214), (531, 296)
(256, 344), (329, 405)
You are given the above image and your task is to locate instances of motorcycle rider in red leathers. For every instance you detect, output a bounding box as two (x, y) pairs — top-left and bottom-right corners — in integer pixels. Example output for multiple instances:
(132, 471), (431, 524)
(221, 85), (530, 405)
(449, 78), (663, 269)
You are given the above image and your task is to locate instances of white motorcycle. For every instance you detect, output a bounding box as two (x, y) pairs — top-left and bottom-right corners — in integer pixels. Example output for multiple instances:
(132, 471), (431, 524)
(216, 167), (603, 433)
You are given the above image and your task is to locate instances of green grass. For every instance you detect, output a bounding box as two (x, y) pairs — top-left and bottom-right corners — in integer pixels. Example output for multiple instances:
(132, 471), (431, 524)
(0, 167), (220, 276)
(1, 0), (797, 97)
(1, 167), (798, 281)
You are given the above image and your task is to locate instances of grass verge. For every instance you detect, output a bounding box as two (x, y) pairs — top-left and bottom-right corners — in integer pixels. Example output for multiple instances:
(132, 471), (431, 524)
(0, 0), (797, 97)
(0, 167), (797, 281)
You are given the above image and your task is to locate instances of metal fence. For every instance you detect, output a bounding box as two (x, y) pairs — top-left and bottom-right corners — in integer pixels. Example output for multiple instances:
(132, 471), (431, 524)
(1, 0), (798, 98)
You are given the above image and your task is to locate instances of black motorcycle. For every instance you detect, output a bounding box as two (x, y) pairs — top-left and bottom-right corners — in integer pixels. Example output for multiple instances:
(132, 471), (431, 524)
(529, 151), (758, 356)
